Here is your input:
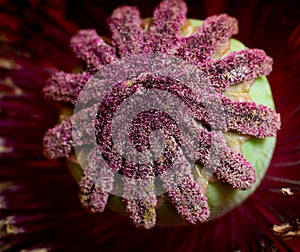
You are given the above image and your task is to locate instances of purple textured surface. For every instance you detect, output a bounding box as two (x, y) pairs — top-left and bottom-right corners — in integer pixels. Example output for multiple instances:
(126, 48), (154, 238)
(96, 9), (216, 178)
(42, 0), (281, 228)
(161, 149), (210, 224)
(43, 71), (91, 104)
(70, 29), (117, 72)
(108, 6), (143, 57)
(79, 148), (114, 212)
(205, 49), (273, 91)
(143, 0), (187, 53)
(124, 177), (157, 229)
(175, 14), (238, 65)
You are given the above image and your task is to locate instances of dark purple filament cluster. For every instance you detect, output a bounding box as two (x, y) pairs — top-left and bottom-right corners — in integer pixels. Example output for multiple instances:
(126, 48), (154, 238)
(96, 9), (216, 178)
(42, 0), (281, 229)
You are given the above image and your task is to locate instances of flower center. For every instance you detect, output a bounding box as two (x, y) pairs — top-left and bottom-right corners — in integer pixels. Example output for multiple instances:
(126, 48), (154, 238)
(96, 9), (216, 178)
(42, 0), (280, 229)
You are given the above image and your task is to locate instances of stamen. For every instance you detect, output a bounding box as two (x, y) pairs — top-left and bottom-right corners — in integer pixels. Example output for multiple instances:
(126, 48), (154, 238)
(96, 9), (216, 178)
(108, 6), (144, 57)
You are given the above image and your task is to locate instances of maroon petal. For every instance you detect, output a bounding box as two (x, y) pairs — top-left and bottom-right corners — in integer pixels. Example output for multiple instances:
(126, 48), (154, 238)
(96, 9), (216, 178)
(1, 0), (299, 250)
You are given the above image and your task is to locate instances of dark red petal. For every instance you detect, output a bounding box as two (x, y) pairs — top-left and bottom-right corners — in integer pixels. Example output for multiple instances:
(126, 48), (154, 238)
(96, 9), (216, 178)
(3, 0), (299, 250)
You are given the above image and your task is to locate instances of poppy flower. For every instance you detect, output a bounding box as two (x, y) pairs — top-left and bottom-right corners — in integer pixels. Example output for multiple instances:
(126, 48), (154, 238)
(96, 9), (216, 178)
(0, 0), (300, 251)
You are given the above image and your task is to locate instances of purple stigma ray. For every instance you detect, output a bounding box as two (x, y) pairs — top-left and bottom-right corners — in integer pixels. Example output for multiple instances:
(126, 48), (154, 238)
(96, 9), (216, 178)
(79, 148), (114, 212)
(43, 106), (97, 159)
(125, 110), (181, 178)
(144, 0), (187, 53)
(220, 96), (281, 138)
(123, 177), (157, 229)
(151, 0), (187, 35)
(123, 73), (280, 138)
(43, 71), (91, 104)
(175, 14), (238, 65)
(70, 29), (117, 72)
(54, 59), (143, 105)
(108, 6), (144, 57)
(79, 177), (109, 213)
(43, 71), (279, 172)
(196, 130), (256, 190)
(93, 79), (257, 189)
(43, 72), (280, 139)
(43, 120), (73, 159)
(205, 49), (273, 91)
(79, 174), (95, 210)
(161, 149), (210, 224)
